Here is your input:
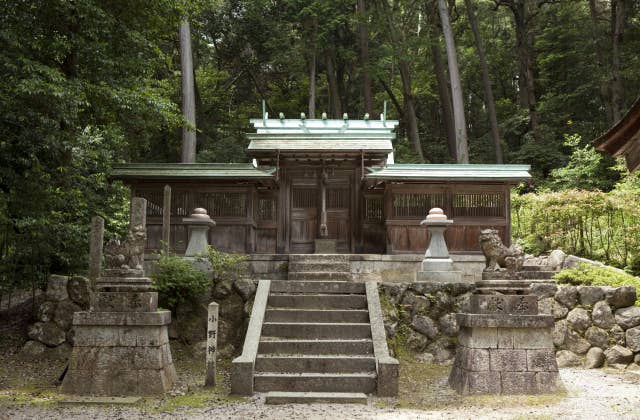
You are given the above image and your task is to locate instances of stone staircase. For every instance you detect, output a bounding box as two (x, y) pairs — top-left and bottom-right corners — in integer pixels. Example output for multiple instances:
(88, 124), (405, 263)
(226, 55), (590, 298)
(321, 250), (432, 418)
(232, 254), (398, 404)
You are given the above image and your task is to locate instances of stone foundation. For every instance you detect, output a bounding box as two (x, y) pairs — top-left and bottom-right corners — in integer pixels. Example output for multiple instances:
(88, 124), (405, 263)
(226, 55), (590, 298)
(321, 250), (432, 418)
(62, 269), (176, 396)
(449, 312), (558, 394)
(62, 311), (176, 395)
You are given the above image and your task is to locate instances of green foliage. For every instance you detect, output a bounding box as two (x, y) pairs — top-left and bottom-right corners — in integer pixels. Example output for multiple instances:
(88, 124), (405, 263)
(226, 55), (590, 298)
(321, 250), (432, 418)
(197, 246), (248, 282)
(554, 264), (640, 306)
(151, 253), (210, 313)
(512, 184), (640, 274)
(547, 134), (618, 191)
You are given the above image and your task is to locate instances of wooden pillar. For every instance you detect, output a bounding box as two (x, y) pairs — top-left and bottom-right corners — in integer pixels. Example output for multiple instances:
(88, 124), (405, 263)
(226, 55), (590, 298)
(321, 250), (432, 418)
(205, 301), (219, 387)
(162, 185), (171, 254)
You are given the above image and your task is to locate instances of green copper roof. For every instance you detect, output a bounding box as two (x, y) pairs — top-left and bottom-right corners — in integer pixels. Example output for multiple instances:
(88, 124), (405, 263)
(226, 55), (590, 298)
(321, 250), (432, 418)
(366, 164), (532, 181)
(247, 134), (393, 153)
(110, 163), (275, 180)
(247, 118), (397, 154)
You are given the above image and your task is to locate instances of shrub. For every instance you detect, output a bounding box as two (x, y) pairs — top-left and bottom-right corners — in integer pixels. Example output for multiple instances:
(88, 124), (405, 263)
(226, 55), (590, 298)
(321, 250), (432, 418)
(554, 263), (640, 306)
(197, 246), (248, 282)
(151, 253), (210, 313)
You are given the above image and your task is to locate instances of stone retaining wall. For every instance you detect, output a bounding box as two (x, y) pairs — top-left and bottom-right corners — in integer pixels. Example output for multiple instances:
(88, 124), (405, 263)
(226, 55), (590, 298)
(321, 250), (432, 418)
(379, 282), (640, 371)
(21, 275), (90, 359)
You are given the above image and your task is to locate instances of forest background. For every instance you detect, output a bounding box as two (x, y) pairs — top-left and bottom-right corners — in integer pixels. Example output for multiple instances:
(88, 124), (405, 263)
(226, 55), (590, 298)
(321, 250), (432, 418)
(1, 0), (639, 300)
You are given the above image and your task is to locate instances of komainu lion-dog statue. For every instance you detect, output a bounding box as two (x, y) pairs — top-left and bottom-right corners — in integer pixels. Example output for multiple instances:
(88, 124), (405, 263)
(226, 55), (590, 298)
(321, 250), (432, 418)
(479, 228), (524, 272)
(104, 223), (146, 270)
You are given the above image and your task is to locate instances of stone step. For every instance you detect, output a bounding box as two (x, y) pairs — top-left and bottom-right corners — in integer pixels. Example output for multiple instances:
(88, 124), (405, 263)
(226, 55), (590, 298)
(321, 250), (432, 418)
(255, 355), (376, 373)
(521, 265), (557, 272)
(254, 372), (377, 393)
(517, 271), (557, 280)
(265, 391), (368, 405)
(476, 279), (551, 287)
(289, 262), (351, 273)
(288, 272), (352, 281)
(262, 322), (371, 339)
(270, 281), (364, 294)
(268, 294), (367, 309)
(258, 339), (374, 355)
(265, 308), (370, 323)
(289, 254), (350, 263)
(475, 287), (530, 294)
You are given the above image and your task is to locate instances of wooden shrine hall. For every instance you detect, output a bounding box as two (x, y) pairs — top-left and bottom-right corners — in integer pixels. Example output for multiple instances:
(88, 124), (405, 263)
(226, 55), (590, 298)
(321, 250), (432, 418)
(111, 115), (531, 255)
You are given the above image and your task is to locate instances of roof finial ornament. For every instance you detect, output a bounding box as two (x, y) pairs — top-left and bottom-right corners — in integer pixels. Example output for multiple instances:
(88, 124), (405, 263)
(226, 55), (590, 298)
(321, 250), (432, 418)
(343, 113), (348, 121)
(279, 112), (285, 121)
(300, 112), (306, 120)
(364, 113), (370, 121)
(322, 112), (327, 120)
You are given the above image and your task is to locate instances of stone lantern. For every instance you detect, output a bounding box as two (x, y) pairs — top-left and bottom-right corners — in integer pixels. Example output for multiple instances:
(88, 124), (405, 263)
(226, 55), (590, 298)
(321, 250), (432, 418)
(183, 208), (216, 257)
(416, 208), (462, 283)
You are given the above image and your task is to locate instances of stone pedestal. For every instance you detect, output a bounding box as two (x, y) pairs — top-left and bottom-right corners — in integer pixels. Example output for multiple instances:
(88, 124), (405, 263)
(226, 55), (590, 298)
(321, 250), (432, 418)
(314, 238), (337, 254)
(449, 294), (559, 395)
(417, 209), (463, 283)
(62, 269), (176, 396)
(183, 208), (216, 257)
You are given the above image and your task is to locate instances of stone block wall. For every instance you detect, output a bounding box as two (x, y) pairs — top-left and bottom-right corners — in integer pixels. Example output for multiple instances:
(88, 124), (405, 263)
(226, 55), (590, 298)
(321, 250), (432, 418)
(379, 282), (640, 371)
(21, 274), (90, 359)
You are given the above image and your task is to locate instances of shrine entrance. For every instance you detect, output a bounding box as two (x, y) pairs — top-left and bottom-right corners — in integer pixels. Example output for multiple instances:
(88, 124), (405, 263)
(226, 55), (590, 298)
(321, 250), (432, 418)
(287, 167), (353, 254)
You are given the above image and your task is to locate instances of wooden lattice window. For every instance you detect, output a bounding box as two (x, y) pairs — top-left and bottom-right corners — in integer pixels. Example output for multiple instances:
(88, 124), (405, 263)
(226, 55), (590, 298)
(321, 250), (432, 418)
(452, 193), (504, 217)
(365, 196), (384, 222)
(171, 191), (192, 216)
(135, 190), (163, 216)
(327, 188), (349, 209)
(292, 188), (317, 209)
(393, 193), (445, 218)
(257, 198), (276, 221)
(196, 192), (247, 217)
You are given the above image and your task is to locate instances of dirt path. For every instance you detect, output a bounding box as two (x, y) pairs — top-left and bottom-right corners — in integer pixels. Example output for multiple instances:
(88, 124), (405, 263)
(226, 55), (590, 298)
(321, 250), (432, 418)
(2, 368), (639, 419)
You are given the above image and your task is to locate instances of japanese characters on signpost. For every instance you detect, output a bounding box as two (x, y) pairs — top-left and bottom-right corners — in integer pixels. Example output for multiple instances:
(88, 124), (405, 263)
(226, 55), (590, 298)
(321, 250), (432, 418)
(205, 301), (219, 387)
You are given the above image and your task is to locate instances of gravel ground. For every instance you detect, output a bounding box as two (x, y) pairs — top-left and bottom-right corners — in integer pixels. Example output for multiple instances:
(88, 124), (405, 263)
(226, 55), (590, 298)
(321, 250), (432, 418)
(2, 368), (639, 420)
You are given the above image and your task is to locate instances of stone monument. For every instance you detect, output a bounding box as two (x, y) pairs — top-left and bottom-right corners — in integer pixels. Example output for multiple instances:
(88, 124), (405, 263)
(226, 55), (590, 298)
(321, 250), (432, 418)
(416, 208), (463, 283)
(183, 207), (216, 257)
(62, 198), (176, 396)
(448, 231), (559, 394)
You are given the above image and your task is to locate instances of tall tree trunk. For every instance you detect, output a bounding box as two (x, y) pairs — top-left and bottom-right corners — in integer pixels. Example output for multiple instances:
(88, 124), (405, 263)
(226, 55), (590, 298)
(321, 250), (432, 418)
(379, 0), (424, 162)
(588, 0), (613, 123)
(357, 0), (373, 115)
(309, 53), (316, 119)
(325, 50), (342, 118)
(308, 18), (318, 119)
(464, 0), (503, 163)
(427, 26), (456, 160)
(398, 62), (423, 161)
(610, 0), (625, 122)
(179, 20), (196, 163)
(437, 0), (469, 163)
(508, 1), (538, 134)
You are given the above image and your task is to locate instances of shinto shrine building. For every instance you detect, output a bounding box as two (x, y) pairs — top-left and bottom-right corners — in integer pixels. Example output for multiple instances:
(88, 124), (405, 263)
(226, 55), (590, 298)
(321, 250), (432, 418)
(111, 115), (531, 259)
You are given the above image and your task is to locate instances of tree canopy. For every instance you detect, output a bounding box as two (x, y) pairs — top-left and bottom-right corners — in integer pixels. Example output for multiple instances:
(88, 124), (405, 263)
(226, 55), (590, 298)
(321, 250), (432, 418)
(1, 0), (639, 292)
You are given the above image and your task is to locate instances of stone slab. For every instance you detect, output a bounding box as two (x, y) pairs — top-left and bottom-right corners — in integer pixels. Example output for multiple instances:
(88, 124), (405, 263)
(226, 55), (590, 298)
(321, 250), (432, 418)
(59, 396), (141, 405)
(457, 313), (554, 329)
(420, 258), (454, 272)
(265, 391), (367, 405)
(470, 294), (538, 315)
(94, 292), (158, 312)
(73, 311), (171, 326)
(72, 324), (169, 347)
(416, 270), (463, 283)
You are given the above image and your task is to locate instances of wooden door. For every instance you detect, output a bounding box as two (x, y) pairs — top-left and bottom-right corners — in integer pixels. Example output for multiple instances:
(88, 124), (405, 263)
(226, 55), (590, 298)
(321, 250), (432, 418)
(325, 175), (351, 252)
(290, 184), (318, 254)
